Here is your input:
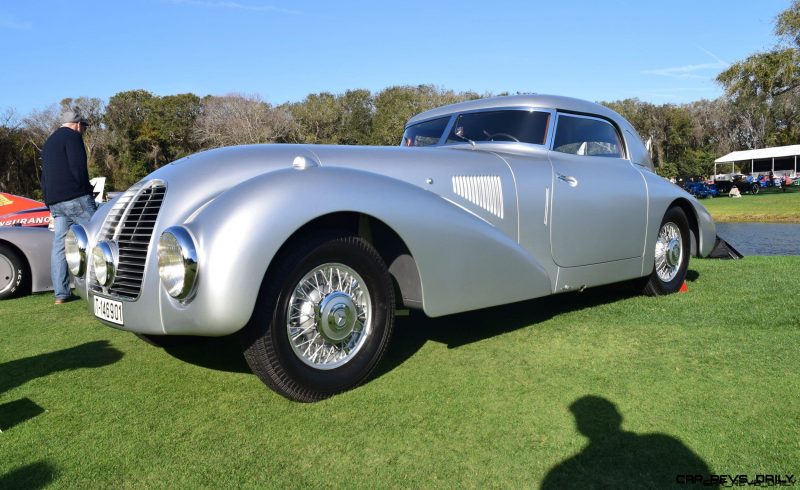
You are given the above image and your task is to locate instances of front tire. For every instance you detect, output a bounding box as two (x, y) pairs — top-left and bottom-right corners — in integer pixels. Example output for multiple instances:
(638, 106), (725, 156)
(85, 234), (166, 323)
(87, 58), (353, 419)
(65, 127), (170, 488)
(642, 207), (690, 296)
(240, 235), (395, 402)
(0, 244), (29, 300)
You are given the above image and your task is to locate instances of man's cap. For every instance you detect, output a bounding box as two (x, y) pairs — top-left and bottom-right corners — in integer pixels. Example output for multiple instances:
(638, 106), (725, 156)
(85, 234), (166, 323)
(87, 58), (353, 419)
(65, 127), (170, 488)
(60, 108), (89, 125)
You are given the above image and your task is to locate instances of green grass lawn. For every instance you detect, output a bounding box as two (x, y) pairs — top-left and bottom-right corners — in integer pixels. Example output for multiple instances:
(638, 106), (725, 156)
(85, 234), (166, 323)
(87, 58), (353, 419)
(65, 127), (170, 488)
(701, 190), (800, 223)
(1, 257), (799, 488)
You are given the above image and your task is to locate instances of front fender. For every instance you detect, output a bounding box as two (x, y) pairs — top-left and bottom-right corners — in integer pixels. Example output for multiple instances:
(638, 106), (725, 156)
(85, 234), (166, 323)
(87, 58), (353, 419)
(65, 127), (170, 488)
(162, 166), (553, 333)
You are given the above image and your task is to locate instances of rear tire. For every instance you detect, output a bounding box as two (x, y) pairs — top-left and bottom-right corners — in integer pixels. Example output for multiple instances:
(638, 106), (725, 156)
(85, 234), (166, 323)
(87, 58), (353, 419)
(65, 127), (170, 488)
(240, 235), (395, 402)
(642, 207), (690, 296)
(0, 244), (29, 300)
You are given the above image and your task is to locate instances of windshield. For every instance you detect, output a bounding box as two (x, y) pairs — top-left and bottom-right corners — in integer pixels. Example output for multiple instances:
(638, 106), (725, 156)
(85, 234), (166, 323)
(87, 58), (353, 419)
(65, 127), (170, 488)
(446, 110), (550, 145)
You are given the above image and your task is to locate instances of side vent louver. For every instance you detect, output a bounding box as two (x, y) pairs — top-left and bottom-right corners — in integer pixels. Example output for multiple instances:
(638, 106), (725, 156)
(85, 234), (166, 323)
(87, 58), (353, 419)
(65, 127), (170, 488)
(452, 175), (504, 219)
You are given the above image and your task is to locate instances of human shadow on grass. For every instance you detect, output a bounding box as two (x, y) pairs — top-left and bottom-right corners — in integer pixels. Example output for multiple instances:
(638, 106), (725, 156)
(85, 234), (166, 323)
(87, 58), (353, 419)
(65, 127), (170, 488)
(0, 341), (123, 395)
(0, 398), (45, 432)
(0, 461), (57, 490)
(541, 396), (717, 489)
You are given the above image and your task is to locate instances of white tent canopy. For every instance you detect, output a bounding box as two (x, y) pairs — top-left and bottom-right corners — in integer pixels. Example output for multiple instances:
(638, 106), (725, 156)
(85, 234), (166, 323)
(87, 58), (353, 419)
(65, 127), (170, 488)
(715, 145), (800, 163)
(714, 144), (799, 177)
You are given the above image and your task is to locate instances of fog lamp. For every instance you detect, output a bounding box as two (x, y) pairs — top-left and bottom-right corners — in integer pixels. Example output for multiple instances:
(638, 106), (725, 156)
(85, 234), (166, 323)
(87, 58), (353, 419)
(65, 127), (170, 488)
(92, 241), (116, 286)
(65, 225), (89, 277)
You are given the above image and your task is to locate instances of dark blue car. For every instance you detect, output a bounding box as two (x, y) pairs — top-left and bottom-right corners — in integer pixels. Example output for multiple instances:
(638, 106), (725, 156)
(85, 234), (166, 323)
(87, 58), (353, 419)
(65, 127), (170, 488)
(684, 181), (719, 199)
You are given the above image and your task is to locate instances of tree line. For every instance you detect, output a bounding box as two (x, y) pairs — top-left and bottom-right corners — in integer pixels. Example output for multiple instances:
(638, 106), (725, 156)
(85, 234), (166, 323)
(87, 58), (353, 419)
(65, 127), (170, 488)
(3, 2), (800, 198)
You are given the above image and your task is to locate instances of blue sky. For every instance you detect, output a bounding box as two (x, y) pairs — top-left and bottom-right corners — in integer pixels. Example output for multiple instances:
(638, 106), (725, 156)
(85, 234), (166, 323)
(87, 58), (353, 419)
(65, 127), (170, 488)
(0, 0), (791, 115)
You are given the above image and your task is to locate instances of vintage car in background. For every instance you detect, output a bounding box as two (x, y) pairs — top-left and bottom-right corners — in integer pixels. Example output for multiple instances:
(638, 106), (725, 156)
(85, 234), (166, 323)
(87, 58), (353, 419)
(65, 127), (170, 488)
(0, 178), (108, 300)
(69, 95), (716, 402)
(0, 192), (53, 299)
(681, 181), (719, 199)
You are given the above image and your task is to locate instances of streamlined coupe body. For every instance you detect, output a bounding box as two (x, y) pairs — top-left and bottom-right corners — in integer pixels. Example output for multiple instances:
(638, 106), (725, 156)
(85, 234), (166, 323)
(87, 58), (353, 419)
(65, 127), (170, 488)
(72, 95), (715, 401)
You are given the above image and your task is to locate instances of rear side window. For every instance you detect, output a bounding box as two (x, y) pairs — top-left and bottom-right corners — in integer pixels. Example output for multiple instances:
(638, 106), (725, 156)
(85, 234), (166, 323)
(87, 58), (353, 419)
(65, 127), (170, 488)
(553, 114), (623, 157)
(445, 110), (550, 145)
(401, 117), (450, 147)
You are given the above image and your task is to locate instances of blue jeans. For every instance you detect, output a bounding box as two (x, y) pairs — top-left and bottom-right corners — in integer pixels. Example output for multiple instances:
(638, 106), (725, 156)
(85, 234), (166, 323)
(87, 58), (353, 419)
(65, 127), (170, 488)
(50, 194), (97, 299)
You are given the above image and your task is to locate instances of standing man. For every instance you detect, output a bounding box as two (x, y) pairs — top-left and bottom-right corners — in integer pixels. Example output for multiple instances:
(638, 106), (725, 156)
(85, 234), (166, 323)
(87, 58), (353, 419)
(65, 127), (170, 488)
(41, 107), (97, 304)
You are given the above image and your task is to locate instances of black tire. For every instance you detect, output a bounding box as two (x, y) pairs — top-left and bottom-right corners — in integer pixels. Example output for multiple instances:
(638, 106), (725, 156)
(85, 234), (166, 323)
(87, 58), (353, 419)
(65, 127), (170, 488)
(751, 183), (760, 195)
(134, 333), (202, 348)
(239, 235), (395, 402)
(0, 244), (30, 300)
(642, 207), (691, 296)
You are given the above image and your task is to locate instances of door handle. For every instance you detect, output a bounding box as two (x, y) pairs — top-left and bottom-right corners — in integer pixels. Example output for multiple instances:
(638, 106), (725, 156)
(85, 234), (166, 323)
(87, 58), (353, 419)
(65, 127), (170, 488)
(557, 174), (578, 187)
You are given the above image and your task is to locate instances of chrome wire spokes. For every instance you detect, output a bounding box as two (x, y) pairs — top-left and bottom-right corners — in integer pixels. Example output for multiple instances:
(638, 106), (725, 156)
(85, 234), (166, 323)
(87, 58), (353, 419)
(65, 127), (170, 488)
(654, 222), (683, 282)
(286, 263), (371, 370)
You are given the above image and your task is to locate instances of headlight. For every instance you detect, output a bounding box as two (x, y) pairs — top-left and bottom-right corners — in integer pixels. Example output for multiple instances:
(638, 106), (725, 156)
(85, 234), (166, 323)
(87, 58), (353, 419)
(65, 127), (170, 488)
(65, 225), (89, 277)
(92, 241), (116, 286)
(157, 226), (198, 300)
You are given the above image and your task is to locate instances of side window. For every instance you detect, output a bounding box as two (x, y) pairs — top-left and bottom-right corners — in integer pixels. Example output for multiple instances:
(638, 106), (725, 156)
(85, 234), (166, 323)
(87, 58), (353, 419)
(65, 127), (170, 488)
(401, 117), (450, 147)
(625, 129), (653, 168)
(552, 114), (623, 158)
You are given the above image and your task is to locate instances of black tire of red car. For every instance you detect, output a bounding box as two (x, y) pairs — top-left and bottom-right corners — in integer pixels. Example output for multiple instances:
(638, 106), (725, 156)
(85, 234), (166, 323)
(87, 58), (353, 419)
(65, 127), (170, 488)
(642, 207), (691, 296)
(239, 234), (395, 402)
(0, 244), (29, 300)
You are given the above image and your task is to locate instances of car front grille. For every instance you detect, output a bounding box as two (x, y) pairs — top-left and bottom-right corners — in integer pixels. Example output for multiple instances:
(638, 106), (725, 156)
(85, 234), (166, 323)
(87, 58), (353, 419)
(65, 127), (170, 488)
(90, 180), (166, 300)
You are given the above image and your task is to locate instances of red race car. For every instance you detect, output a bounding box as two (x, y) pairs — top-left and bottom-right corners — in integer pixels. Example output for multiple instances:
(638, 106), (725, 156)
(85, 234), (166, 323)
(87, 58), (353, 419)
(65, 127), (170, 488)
(0, 192), (51, 227)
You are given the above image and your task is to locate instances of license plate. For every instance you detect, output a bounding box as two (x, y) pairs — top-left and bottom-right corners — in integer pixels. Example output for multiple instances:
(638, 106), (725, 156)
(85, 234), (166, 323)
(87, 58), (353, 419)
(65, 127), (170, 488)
(94, 295), (124, 325)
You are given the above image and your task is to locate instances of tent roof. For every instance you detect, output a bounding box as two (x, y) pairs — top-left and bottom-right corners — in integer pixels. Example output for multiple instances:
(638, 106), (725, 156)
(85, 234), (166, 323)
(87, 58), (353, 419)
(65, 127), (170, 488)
(715, 145), (800, 163)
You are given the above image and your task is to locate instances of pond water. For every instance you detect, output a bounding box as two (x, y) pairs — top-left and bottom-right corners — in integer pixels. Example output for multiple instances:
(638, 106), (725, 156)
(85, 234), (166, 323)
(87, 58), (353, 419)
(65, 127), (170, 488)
(715, 223), (800, 256)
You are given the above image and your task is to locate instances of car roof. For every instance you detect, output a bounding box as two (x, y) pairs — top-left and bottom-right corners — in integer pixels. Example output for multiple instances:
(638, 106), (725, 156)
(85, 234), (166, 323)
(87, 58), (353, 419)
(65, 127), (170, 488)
(406, 94), (624, 127)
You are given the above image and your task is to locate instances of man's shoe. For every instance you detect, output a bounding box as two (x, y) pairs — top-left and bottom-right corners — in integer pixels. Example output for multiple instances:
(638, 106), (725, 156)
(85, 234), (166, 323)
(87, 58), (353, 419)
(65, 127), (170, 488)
(54, 295), (78, 305)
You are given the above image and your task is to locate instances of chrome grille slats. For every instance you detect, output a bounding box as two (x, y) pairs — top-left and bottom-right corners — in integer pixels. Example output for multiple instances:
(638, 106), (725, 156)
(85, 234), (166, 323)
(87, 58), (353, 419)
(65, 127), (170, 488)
(90, 180), (166, 300)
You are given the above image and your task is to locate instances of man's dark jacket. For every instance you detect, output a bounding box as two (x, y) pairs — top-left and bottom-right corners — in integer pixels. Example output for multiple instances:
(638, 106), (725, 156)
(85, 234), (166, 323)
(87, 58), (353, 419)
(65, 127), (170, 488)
(41, 127), (92, 206)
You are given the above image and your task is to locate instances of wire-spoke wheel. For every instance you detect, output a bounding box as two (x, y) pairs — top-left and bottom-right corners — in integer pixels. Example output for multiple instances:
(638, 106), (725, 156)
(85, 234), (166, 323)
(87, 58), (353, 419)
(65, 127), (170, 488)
(643, 207), (690, 296)
(240, 234), (394, 402)
(654, 222), (683, 283)
(287, 263), (372, 369)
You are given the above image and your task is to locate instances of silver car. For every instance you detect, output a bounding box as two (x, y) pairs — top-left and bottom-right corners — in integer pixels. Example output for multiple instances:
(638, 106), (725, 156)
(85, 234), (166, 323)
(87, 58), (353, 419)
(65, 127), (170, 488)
(71, 95), (715, 401)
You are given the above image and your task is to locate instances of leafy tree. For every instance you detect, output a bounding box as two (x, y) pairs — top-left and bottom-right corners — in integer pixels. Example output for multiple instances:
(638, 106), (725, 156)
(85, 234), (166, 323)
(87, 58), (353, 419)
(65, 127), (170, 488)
(370, 85), (478, 146)
(717, 0), (800, 148)
(194, 93), (293, 148)
(104, 90), (201, 188)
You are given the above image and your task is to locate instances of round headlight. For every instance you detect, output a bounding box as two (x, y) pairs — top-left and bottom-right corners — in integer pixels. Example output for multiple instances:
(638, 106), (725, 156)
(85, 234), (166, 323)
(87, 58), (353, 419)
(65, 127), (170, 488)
(92, 241), (116, 286)
(65, 225), (89, 277)
(157, 227), (198, 300)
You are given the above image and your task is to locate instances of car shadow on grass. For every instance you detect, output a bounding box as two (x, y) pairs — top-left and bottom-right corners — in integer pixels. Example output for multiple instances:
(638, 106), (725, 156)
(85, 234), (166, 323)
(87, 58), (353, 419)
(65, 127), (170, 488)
(158, 335), (251, 374)
(541, 396), (717, 489)
(375, 272), (699, 380)
(141, 271), (701, 385)
(0, 461), (58, 490)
